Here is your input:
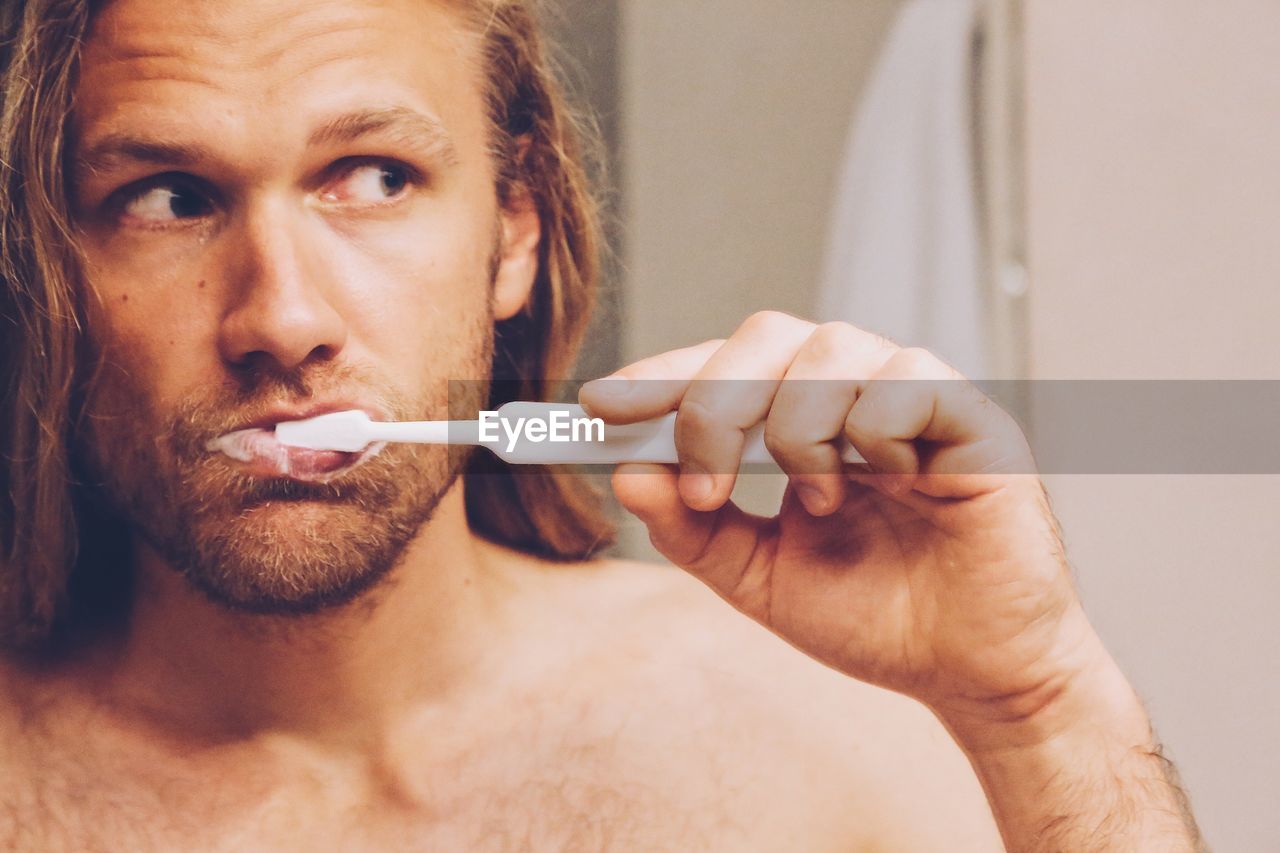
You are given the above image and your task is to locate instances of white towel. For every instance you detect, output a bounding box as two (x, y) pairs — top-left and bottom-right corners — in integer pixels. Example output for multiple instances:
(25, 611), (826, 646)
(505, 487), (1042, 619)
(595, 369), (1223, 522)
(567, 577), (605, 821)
(817, 0), (989, 379)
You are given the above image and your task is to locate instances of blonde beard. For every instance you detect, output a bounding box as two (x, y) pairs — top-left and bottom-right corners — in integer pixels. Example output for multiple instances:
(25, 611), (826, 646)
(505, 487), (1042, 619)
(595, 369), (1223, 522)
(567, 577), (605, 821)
(76, 267), (498, 616)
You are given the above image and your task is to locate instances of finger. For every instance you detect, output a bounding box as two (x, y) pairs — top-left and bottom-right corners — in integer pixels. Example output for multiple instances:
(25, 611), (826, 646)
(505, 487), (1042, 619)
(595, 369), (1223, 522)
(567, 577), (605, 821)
(612, 463), (773, 619)
(578, 339), (725, 424)
(765, 322), (899, 515)
(675, 311), (816, 511)
(842, 348), (959, 494)
(843, 348), (1033, 498)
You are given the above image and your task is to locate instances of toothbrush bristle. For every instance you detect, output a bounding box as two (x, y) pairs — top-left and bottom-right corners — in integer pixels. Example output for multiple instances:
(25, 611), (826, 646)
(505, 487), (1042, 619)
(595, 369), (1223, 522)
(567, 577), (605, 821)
(275, 410), (370, 452)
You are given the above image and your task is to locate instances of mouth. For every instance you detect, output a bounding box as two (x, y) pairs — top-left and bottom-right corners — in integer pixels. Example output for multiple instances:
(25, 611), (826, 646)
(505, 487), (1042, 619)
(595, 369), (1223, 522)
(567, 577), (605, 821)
(205, 405), (387, 482)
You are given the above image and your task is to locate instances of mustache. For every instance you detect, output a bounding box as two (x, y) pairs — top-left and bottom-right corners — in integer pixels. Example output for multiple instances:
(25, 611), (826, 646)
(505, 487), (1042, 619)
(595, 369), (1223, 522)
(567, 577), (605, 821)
(177, 363), (408, 440)
(81, 358), (410, 441)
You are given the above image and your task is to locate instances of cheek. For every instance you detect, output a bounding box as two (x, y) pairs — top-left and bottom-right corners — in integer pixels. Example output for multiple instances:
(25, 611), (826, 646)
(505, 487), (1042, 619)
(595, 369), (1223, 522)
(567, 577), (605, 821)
(80, 240), (222, 403)
(90, 317), (202, 418)
(323, 208), (497, 361)
(82, 226), (215, 315)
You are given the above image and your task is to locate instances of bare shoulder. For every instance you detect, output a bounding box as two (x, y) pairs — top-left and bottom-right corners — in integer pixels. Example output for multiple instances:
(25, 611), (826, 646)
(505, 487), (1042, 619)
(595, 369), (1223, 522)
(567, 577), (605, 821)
(0, 657), (27, 759)
(553, 556), (1004, 851)
(0, 658), (33, 844)
(0, 656), (47, 775)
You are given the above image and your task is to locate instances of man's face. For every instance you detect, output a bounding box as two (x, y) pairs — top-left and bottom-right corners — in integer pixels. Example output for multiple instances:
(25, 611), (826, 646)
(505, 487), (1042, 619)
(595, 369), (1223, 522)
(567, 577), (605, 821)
(69, 0), (538, 612)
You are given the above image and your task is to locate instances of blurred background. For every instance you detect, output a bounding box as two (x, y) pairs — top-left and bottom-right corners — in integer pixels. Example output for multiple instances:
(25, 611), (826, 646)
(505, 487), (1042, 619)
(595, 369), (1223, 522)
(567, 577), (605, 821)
(548, 1), (1280, 848)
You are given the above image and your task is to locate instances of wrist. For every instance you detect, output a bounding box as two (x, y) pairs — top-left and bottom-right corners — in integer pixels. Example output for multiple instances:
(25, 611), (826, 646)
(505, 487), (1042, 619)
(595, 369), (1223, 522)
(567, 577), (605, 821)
(944, 641), (1153, 759)
(937, 644), (1203, 850)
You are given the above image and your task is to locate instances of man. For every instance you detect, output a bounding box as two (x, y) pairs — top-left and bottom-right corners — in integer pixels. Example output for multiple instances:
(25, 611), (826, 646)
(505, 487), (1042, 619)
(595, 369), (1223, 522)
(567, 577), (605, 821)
(0, 0), (1202, 849)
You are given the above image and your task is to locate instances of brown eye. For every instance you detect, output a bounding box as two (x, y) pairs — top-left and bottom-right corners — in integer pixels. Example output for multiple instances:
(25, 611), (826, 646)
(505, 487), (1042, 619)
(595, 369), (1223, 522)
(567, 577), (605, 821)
(120, 181), (213, 224)
(320, 162), (415, 204)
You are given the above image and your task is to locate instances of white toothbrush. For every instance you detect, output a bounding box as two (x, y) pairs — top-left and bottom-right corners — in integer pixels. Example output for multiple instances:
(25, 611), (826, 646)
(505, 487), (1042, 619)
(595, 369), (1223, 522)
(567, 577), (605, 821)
(275, 402), (864, 466)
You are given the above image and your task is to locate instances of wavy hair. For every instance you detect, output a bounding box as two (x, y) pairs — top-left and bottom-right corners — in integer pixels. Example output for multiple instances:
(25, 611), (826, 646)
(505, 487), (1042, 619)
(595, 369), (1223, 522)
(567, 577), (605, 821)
(0, 0), (613, 649)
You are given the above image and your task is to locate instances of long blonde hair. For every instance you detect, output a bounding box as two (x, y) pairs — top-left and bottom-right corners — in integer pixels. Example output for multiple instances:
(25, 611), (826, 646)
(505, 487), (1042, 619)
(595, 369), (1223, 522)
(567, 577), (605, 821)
(0, 0), (614, 649)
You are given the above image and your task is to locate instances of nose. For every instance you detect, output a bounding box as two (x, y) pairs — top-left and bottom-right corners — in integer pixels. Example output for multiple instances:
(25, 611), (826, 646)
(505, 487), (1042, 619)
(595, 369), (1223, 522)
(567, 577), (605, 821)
(218, 198), (348, 373)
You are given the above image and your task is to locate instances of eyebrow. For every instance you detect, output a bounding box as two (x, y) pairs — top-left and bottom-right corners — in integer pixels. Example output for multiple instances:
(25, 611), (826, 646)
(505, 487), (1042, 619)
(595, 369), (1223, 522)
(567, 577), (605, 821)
(307, 106), (460, 166)
(75, 137), (206, 180)
(74, 106), (460, 182)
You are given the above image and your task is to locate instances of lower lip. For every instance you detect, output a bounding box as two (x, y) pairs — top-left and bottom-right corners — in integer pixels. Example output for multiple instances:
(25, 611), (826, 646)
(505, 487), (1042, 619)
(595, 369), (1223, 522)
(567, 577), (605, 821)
(205, 428), (378, 481)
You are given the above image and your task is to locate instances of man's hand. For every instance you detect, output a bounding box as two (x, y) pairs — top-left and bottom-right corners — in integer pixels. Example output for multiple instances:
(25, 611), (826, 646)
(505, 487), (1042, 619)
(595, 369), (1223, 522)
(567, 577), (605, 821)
(580, 311), (1087, 727)
(580, 311), (1202, 851)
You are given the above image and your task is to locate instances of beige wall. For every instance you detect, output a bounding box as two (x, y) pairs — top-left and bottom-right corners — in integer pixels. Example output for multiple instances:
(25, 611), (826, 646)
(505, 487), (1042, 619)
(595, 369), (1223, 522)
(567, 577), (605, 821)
(620, 0), (902, 363)
(1025, 0), (1280, 380)
(1024, 1), (1280, 848)
(619, 1), (1278, 846)
(618, 0), (902, 528)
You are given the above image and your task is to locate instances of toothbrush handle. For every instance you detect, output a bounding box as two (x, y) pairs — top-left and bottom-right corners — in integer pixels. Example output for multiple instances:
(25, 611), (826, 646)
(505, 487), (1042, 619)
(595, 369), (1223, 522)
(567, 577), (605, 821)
(366, 419), (474, 445)
(490, 403), (864, 466)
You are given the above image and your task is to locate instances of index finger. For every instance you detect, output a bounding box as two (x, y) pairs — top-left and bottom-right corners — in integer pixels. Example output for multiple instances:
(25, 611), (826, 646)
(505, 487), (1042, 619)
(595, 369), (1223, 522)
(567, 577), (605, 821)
(578, 338), (725, 424)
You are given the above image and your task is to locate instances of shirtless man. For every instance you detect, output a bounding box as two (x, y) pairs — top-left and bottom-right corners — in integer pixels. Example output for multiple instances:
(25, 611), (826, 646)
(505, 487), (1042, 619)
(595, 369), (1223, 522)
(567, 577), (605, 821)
(0, 0), (1202, 849)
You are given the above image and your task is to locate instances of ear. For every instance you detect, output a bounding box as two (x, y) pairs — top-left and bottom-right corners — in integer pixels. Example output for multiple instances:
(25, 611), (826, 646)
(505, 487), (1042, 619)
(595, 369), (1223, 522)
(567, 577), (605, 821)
(492, 151), (541, 321)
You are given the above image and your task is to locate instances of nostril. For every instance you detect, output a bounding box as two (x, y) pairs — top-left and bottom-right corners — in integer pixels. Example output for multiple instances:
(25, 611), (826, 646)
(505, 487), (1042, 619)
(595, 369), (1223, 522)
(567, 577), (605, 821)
(307, 343), (338, 363)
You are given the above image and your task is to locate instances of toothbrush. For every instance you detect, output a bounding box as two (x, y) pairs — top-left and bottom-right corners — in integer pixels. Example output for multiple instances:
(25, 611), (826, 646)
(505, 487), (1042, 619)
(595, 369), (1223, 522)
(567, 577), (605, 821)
(275, 402), (865, 466)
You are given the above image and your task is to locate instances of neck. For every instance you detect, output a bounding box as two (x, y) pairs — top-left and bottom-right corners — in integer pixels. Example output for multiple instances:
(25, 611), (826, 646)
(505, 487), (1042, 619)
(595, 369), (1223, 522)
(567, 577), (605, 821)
(101, 481), (509, 743)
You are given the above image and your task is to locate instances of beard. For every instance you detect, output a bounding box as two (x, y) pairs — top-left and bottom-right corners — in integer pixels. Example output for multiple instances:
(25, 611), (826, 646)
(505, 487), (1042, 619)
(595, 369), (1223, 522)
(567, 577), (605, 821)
(75, 319), (492, 618)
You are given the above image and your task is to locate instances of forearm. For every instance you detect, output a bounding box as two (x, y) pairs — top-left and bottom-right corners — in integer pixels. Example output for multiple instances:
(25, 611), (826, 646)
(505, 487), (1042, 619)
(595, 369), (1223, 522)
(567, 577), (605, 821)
(941, 652), (1203, 852)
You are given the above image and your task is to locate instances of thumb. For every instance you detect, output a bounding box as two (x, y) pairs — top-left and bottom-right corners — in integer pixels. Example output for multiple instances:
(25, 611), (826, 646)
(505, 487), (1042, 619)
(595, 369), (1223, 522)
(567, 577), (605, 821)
(612, 463), (773, 612)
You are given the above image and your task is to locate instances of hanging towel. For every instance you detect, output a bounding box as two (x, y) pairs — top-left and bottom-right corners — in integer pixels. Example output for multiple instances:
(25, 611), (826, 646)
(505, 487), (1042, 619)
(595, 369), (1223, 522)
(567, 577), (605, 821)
(816, 0), (989, 378)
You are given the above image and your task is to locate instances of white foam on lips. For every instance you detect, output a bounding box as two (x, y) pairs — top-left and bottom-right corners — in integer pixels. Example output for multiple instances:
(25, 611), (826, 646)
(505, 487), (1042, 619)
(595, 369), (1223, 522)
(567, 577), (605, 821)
(204, 425), (386, 481)
(205, 428), (265, 463)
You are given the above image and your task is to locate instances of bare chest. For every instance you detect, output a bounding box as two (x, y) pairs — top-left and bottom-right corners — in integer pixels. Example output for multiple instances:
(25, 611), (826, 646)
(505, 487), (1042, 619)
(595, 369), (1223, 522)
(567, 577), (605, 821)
(1, 704), (826, 852)
(2, 772), (756, 852)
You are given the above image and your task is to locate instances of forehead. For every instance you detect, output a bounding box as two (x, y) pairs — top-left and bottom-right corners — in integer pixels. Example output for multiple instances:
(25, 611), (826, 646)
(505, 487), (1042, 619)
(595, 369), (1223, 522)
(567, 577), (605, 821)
(73, 0), (487, 163)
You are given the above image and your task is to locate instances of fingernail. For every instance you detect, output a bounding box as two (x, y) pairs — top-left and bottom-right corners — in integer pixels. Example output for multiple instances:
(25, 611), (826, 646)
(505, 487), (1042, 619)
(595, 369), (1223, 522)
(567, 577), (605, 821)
(795, 483), (828, 514)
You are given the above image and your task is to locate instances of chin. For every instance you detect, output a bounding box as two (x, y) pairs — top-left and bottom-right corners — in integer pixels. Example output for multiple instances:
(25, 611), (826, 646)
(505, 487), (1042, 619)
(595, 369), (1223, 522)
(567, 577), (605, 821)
(149, 471), (451, 616)
(170, 506), (417, 615)
(234, 496), (366, 526)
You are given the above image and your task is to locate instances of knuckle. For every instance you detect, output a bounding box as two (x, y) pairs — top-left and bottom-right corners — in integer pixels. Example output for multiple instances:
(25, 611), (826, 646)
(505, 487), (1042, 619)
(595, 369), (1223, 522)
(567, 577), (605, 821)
(813, 320), (854, 340)
(741, 309), (799, 336)
(805, 321), (858, 359)
(892, 346), (938, 375)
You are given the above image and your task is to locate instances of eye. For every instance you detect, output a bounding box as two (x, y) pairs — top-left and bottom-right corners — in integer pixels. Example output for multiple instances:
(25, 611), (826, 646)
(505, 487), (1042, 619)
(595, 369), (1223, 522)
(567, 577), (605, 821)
(319, 160), (418, 205)
(117, 177), (215, 225)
